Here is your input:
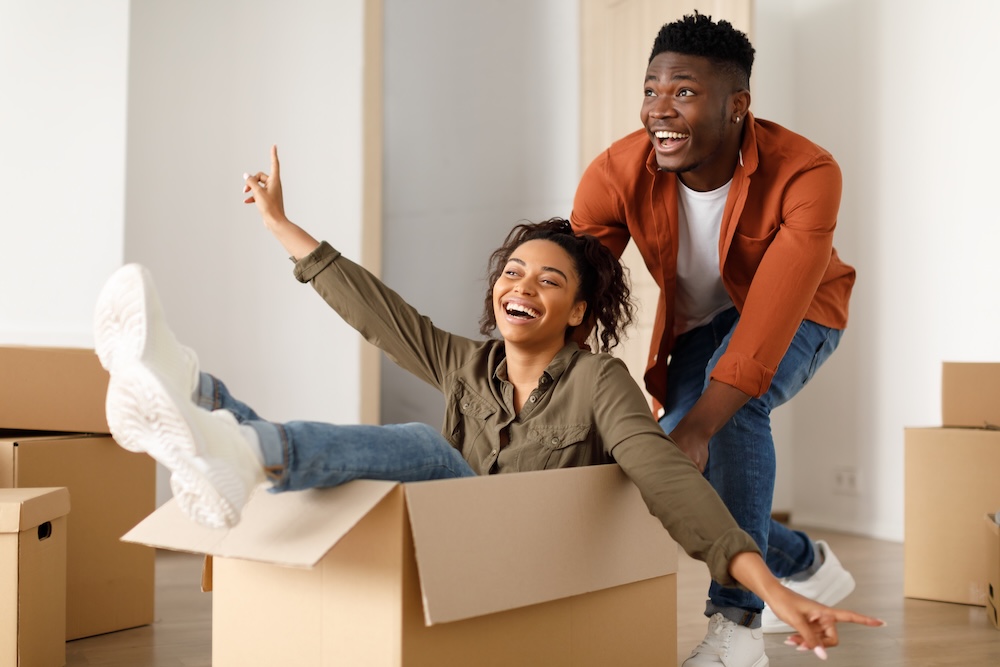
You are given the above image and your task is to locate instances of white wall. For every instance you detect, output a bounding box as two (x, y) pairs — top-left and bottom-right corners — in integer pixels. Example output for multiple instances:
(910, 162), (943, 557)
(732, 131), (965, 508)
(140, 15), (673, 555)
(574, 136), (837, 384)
(380, 0), (580, 425)
(753, 0), (1000, 541)
(8, 0), (998, 542)
(124, 1), (375, 503)
(0, 1), (129, 347)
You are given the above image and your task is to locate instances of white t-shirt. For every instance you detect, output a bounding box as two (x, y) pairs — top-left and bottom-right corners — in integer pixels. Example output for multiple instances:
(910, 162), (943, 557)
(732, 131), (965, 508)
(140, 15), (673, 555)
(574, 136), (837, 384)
(674, 179), (735, 335)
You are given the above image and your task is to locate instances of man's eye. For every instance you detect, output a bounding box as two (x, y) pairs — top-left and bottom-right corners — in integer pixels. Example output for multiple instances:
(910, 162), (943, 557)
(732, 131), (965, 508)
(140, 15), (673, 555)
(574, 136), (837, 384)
(678, 89), (694, 97)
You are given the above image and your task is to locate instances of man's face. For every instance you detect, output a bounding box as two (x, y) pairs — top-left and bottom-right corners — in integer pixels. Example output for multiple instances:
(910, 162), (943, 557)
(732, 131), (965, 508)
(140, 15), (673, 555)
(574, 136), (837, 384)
(641, 52), (744, 192)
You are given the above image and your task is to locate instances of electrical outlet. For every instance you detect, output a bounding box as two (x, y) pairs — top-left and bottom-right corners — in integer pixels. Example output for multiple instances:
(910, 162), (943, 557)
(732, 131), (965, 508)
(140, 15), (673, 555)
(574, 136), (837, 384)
(833, 467), (858, 496)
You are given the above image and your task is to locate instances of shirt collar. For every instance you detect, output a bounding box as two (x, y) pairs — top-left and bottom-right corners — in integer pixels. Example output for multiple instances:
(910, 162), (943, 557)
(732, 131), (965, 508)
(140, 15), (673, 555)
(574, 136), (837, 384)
(491, 341), (581, 385)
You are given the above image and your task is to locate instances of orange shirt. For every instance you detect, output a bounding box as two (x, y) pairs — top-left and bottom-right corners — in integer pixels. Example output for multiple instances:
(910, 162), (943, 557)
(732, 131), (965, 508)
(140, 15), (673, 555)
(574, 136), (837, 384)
(571, 114), (855, 404)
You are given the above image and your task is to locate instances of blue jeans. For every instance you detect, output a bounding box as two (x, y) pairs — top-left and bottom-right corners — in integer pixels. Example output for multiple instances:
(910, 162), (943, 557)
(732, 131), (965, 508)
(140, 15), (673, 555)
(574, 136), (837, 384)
(195, 374), (477, 492)
(658, 307), (843, 625)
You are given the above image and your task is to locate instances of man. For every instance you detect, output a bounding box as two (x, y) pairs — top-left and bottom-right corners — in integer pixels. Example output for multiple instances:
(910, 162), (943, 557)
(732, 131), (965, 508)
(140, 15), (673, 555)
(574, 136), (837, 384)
(571, 12), (857, 667)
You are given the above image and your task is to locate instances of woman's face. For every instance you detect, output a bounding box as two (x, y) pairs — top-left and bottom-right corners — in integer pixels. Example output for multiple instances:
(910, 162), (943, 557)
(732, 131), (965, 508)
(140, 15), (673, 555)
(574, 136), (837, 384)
(492, 239), (587, 353)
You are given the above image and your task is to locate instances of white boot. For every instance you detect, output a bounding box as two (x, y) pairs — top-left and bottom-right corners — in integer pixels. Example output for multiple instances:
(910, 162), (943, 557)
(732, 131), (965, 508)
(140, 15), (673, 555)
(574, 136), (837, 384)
(106, 361), (265, 529)
(93, 263), (200, 405)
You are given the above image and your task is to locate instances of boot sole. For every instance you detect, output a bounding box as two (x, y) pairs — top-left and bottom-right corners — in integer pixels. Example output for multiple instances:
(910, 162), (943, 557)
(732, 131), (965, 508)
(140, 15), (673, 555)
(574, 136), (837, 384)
(106, 363), (246, 529)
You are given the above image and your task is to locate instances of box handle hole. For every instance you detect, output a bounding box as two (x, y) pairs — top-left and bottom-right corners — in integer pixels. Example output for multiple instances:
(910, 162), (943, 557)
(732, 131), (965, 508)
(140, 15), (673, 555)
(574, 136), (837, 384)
(37, 521), (52, 541)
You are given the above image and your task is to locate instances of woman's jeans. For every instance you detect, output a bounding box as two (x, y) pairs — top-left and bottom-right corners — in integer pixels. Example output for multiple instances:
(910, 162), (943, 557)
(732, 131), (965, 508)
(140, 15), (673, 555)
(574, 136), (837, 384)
(194, 374), (477, 492)
(658, 307), (843, 625)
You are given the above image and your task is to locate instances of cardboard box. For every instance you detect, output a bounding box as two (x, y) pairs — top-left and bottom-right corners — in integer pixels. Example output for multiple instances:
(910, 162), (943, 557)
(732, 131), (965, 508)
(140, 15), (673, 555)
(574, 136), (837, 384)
(0, 487), (70, 667)
(0, 433), (155, 640)
(988, 514), (1000, 629)
(942, 362), (1000, 428)
(125, 465), (680, 667)
(904, 427), (1000, 605)
(0, 346), (109, 434)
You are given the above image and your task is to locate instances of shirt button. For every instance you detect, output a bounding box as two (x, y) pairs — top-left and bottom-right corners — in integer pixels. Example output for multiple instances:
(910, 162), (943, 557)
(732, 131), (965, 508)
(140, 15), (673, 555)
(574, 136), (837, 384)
(540, 377), (549, 384)
(550, 437), (560, 445)
(462, 402), (469, 409)
(529, 396), (537, 403)
(490, 449), (498, 457)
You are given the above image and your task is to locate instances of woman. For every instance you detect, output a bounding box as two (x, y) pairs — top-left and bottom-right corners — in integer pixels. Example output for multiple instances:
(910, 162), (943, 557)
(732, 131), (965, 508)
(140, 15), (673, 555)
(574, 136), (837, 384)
(94, 146), (880, 657)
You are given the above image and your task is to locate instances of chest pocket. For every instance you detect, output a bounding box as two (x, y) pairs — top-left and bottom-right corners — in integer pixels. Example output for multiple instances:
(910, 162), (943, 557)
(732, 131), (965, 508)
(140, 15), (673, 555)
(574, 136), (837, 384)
(523, 423), (595, 471)
(529, 424), (591, 450)
(447, 384), (496, 447)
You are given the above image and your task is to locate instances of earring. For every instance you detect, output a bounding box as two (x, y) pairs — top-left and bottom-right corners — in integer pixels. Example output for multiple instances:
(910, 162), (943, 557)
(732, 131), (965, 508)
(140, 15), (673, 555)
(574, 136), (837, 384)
(734, 116), (741, 124)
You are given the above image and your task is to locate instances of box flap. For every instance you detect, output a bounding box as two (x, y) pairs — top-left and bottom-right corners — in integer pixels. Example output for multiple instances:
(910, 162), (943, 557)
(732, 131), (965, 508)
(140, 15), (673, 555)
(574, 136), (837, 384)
(122, 480), (399, 567)
(404, 464), (678, 625)
(0, 487), (71, 532)
(0, 345), (110, 433)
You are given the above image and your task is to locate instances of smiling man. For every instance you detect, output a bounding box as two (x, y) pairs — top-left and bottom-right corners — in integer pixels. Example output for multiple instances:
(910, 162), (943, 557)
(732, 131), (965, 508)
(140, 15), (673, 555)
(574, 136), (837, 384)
(571, 12), (857, 667)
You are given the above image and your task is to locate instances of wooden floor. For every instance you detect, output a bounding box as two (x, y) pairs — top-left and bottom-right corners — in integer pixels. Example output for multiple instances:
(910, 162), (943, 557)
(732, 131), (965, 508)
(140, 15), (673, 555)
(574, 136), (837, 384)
(65, 527), (999, 666)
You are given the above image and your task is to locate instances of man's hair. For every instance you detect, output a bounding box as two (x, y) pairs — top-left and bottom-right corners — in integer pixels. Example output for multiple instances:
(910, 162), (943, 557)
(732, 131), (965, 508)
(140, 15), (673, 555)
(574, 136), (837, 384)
(649, 11), (755, 89)
(479, 218), (635, 353)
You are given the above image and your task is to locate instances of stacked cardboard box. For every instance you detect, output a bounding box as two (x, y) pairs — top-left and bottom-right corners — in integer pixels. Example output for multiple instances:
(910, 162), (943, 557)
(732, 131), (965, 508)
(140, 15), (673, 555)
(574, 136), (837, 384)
(987, 514), (1000, 629)
(125, 464), (680, 667)
(0, 346), (155, 640)
(904, 362), (1000, 606)
(0, 487), (70, 667)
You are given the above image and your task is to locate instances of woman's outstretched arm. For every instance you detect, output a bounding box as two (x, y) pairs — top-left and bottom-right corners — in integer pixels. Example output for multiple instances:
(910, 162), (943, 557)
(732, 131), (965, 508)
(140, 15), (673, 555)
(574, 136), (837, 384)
(243, 144), (320, 261)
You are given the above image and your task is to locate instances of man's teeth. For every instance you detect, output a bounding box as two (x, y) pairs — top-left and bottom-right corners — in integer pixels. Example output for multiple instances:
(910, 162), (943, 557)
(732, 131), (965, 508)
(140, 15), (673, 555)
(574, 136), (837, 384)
(505, 303), (540, 319)
(654, 131), (689, 140)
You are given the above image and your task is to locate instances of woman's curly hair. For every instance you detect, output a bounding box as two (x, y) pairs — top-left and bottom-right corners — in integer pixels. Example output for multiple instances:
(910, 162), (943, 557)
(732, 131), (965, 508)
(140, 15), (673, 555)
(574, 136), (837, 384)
(479, 218), (636, 353)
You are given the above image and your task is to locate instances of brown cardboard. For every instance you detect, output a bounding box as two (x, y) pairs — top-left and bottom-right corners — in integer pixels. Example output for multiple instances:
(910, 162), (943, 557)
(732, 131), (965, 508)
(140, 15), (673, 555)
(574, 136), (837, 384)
(0, 346), (110, 434)
(988, 514), (1000, 629)
(125, 465), (679, 666)
(0, 487), (70, 667)
(941, 362), (1000, 429)
(0, 433), (155, 640)
(904, 428), (1000, 605)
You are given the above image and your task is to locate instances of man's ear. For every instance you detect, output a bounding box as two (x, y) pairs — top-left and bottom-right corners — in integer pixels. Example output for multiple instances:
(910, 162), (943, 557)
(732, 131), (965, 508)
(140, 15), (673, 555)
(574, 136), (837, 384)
(733, 89), (751, 120)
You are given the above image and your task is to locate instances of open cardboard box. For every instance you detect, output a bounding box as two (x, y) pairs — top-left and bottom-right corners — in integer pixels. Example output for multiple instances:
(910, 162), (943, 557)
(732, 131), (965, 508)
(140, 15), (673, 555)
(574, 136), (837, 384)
(125, 464), (680, 666)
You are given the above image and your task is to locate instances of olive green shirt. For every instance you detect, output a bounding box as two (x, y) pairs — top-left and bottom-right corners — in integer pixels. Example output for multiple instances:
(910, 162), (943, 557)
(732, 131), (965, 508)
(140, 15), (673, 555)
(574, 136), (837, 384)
(294, 241), (759, 586)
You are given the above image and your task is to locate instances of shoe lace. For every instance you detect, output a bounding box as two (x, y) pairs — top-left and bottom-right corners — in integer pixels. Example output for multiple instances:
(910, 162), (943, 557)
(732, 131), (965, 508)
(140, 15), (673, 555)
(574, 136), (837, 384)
(690, 613), (731, 658)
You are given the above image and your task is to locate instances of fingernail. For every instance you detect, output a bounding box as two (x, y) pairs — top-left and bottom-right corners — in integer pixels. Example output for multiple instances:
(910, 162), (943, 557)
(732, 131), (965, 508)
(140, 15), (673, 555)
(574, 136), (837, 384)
(814, 646), (828, 660)
(783, 639), (797, 647)
(242, 172), (250, 180)
(796, 644), (808, 652)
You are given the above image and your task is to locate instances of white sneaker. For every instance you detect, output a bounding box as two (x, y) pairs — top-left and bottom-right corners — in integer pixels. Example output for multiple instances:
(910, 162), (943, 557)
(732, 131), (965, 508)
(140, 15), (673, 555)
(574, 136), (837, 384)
(682, 613), (768, 667)
(93, 263), (200, 405)
(105, 362), (265, 529)
(761, 539), (856, 633)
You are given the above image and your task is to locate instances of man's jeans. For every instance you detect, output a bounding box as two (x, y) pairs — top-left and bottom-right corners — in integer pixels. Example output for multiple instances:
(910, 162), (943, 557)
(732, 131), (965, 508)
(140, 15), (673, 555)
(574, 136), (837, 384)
(658, 307), (843, 625)
(195, 373), (477, 492)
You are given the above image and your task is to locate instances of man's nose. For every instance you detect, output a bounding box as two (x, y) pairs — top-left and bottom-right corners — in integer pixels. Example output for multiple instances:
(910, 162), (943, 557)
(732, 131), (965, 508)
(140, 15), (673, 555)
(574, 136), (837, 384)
(647, 97), (675, 119)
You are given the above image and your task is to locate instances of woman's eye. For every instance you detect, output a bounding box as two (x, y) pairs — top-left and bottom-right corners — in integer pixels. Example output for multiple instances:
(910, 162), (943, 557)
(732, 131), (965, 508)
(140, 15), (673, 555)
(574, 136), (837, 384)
(644, 89), (655, 97)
